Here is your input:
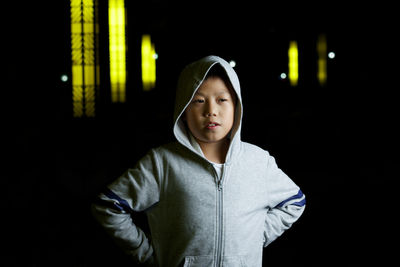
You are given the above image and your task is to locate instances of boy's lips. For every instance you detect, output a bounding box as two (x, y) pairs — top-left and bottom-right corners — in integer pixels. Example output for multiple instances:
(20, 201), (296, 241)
(206, 122), (220, 129)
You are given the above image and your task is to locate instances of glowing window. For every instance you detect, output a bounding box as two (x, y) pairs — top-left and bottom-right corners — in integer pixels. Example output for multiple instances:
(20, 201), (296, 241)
(70, 0), (99, 117)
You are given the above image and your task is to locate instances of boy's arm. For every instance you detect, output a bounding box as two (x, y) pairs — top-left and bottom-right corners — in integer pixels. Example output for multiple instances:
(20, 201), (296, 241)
(91, 149), (161, 264)
(263, 155), (306, 247)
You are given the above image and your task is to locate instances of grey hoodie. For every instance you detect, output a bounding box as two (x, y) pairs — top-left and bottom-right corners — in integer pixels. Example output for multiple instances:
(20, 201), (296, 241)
(92, 55), (306, 267)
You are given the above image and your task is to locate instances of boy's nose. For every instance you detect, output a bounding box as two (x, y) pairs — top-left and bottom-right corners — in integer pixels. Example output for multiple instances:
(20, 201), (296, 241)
(205, 103), (217, 117)
(206, 112), (216, 117)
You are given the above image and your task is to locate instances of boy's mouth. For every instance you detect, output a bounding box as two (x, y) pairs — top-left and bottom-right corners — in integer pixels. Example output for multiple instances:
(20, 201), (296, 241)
(206, 122), (220, 129)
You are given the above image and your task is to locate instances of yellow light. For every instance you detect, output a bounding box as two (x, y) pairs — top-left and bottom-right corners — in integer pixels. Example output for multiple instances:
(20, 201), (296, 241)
(109, 0), (127, 102)
(70, 0), (99, 117)
(141, 35), (156, 91)
(288, 40), (299, 86)
(317, 34), (328, 86)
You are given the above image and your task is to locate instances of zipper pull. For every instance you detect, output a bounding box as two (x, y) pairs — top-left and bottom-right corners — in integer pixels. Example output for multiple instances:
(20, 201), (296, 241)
(218, 181), (223, 191)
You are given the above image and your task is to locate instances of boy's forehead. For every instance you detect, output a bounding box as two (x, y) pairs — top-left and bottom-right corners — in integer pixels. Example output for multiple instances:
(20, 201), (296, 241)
(195, 90), (231, 97)
(196, 77), (231, 94)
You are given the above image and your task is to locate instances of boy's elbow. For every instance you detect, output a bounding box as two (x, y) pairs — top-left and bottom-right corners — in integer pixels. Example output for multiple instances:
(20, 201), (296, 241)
(289, 193), (306, 218)
(276, 189), (306, 210)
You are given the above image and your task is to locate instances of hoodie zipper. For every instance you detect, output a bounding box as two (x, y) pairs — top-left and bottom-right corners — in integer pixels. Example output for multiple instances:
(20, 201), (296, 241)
(212, 163), (226, 267)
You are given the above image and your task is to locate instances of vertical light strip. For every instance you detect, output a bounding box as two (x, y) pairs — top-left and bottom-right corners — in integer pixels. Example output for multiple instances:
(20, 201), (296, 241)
(288, 40), (299, 87)
(317, 34), (327, 86)
(141, 34), (156, 91)
(109, 0), (126, 102)
(71, 0), (84, 117)
(70, 0), (99, 117)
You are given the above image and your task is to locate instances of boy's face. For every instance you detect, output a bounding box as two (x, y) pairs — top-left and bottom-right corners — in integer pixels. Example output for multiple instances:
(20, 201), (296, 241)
(184, 76), (236, 146)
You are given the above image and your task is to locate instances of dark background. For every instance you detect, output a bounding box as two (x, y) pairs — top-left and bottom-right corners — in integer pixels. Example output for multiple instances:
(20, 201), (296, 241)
(3, 0), (398, 266)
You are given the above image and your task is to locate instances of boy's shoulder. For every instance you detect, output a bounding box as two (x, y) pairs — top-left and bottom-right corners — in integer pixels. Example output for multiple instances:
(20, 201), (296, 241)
(153, 141), (182, 150)
(240, 141), (271, 157)
(150, 141), (189, 158)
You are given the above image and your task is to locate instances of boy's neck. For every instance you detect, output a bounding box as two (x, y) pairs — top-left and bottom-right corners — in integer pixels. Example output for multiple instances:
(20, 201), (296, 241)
(197, 138), (230, 164)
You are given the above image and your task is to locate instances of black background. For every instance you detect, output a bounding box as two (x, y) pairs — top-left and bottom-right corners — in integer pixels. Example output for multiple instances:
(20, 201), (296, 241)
(3, 0), (398, 266)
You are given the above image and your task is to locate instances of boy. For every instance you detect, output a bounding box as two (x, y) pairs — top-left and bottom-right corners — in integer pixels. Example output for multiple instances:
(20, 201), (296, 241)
(92, 55), (306, 267)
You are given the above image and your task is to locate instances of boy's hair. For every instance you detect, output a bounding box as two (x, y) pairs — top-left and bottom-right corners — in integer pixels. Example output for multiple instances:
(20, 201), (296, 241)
(205, 64), (236, 101)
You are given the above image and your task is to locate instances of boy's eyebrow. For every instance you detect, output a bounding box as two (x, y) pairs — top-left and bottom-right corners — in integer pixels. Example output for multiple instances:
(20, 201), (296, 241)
(194, 91), (231, 97)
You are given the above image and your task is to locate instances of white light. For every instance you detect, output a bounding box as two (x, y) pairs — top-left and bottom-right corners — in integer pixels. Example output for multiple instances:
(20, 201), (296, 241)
(280, 72), (287, 79)
(61, 74), (68, 82)
(229, 60), (236, 68)
(153, 53), (158, 60)
(328, 52), (335, 59)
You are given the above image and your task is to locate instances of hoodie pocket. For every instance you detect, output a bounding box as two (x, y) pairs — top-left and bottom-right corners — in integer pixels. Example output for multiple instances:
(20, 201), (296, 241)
(223, 256), (247, 267)
(183, 255), (214, 267)
(183, 255), (246, 267)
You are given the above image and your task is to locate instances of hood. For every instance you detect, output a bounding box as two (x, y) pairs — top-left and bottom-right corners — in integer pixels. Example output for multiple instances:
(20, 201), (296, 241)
(173, 55), (243, 163)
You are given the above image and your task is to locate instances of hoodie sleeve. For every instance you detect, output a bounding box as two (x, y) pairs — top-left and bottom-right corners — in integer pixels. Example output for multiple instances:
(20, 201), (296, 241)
(263, 155), (306, 247)
(91, 149), (162, 263)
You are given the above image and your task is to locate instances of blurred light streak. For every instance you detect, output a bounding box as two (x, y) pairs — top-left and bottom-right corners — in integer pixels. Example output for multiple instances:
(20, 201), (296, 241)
(288, 40), (298, 86)
(317, 34), (327, 86)
(109, 0), (126, 102)
(141, 35), (156, 91)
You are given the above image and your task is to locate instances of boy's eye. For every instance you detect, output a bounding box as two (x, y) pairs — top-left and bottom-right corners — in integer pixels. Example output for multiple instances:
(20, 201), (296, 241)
(219, 98), (228, 102)
(192, 99), (204, 103)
